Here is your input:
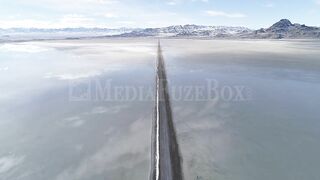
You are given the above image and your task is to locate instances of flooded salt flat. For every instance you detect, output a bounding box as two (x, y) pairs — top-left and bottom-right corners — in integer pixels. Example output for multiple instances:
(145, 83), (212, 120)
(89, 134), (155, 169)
(0, 39), (156, 180)
(1, 39), (320, 180)
(160, 39), (320, 180)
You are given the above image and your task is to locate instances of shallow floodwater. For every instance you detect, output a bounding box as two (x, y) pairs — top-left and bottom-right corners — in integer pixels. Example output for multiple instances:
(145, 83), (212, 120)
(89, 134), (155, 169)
(1, 39), (320, 180)
(161, 39), (320, 180)
(0, 39), (156, 180)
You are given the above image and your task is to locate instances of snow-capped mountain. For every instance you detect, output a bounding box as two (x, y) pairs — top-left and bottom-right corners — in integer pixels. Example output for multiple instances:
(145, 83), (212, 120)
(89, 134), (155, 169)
(119, 25), (252, 37)
(242, 19), (320, 39)
(0, 27), (138, 42)
(119, 20), (320, 39)
(0, 25), (252, 42)
(1, 20), (320, 42)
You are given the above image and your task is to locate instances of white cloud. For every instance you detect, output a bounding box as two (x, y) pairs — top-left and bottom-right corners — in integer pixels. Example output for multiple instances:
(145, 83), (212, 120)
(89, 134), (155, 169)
(116, 21), (137, 26)
(0, 0), (197, 28)
(205, 10), (247, 18)
(166, 0), (208, 5)
(58, 14), (95, 27)
(101, 13), (118, 18)
(23, 0), (119, 5)
(192, 0), (208, 2)
(0, 67), (9, 71)
(166, 0), (183, 5)
(88, 0), (119, 4)
(263, 2), (275, 8)
(92, 12), (119, 18)
(167, 1), (177, 5)
(11, 0), (120, 15)
(0, 19), (51, 28)
(0, 14), (107, 28)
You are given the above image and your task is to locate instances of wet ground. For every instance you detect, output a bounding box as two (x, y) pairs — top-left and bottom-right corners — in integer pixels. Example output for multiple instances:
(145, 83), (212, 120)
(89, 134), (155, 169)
(0, 39), (320, 180)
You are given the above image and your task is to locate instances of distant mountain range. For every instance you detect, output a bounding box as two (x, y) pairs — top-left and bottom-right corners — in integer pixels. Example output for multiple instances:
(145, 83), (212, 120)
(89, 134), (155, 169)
(243, 19), (320, 39)
(119, 19), (320, 39)
(1, 19), (319, 42)
(0, 27), (138, 42)
(117, 25), (252, 38)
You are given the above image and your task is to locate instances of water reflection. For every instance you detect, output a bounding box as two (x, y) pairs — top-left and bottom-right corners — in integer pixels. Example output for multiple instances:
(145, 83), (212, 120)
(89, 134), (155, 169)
(1, 39), (320, 180)
(0, 39), (155, 180)
(162, 39), (320, 180)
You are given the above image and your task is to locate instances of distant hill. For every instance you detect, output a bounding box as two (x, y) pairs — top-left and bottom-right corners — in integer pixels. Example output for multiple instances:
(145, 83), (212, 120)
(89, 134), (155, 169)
(242, 19), (320, 39)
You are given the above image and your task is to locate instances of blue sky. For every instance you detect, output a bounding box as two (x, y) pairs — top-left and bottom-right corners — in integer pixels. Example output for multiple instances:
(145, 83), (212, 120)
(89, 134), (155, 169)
(0, 0), (319, 29)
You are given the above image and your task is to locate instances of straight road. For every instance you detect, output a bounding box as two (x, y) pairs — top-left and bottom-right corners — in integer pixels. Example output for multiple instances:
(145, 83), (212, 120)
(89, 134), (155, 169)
(150, 41), (183, 180)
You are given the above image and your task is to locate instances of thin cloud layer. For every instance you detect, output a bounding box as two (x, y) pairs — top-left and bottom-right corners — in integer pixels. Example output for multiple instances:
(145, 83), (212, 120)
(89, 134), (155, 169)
(0, 0), (319, 29)
(205, 10), (247, 18)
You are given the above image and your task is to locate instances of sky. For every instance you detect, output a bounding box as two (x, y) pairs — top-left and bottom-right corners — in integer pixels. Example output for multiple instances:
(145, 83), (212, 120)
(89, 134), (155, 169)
(0, 0), (319, 29)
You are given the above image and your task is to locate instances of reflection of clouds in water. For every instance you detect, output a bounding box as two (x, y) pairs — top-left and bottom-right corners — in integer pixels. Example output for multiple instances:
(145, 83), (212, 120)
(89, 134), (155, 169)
(55, 117), (150, 180)
(176, 100), (230, 134)
(129, 117), (146, 132)
(179, 120), (223, 134)
(189, 69), (204, 73)
(90, 106), (110, 114)
(75, 144), (84, 152)
(88, 105), (128, 115)
(112, 46), (155, 55)
(173, 99), (225, 123)
(173, 106), (195, 120)
(59, 116), (85, 128)
(174, 100), (233, 180)
(0, 155), (25, 174)
(59, 105), (128, 128)
(47, 42), (156, 55)
(43, 66), (124, 80)
(0, 43), (51, 53)
(196, 99), (220, 118)
(103, 127), (115, 136)
(0, 40), (157, 179)
(44, 71), (102, 80)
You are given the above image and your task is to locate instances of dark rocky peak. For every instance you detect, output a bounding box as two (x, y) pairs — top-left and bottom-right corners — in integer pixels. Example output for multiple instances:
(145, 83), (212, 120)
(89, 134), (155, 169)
(270, 19), (293, 29)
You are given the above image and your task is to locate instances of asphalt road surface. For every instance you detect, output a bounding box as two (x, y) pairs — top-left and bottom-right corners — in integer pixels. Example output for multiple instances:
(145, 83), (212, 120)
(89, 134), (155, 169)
(150, 41), (183, 180)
